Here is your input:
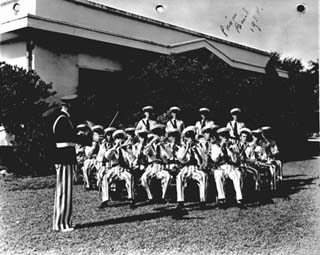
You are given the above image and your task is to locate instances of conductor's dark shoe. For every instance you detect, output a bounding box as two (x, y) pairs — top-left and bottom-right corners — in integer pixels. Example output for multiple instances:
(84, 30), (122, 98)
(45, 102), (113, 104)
(199, 202), (206, 210)
(98, 201), (109, 209)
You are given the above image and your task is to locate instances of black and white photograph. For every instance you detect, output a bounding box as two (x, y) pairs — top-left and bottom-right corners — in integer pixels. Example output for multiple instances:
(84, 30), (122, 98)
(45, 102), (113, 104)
(0, 0), (319, 254)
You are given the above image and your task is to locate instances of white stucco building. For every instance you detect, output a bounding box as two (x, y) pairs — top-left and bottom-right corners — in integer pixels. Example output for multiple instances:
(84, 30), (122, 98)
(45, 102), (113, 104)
(0, 0), (288, 99)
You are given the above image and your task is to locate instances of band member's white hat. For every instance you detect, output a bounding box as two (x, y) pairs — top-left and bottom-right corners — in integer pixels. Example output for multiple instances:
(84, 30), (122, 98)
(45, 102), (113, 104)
(142, 106), (154, 112)
(92, 125), (104, 133)
(261, 126), (272, 131)
(199, 107), (210, 113)
(112, 130), (126, 139)
(169, 106), (181, 112)
(125, 127), (136, 134)
(182, 126), (196, 137)
(216, 127), (231, 135)
(239, 127), (252, 135)
(252, 128), (263, 135)
(104, 127), (116, 135)
(230, 108), (241, 114)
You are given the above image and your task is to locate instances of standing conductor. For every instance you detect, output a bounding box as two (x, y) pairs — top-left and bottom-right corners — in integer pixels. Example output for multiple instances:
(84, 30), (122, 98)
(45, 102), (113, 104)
(51, 94), (79, 232)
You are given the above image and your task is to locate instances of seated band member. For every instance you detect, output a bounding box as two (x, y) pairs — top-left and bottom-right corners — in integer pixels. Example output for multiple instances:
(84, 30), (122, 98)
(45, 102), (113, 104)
(251, 128), (278, 190)
(99, 130), (135, 209)
(195, 108), (215, 138)
(226, 108), (245, 140)
(140, 124), (172, 203)
(199, 124), (220, 173)
(233, 128), (261, 191)
(176, 126), (208, 211)
(82, 125), (104, 190)
(211, 127), (244, 208)
(132, 128), (149, 172)
(261, 126), (283, 181)
(165, 128), (181, 177)
(166, 106), (185, 134)
(136, 106), (157, 132)
(96, 127), (116, 188)
(75, 123), (91, 183)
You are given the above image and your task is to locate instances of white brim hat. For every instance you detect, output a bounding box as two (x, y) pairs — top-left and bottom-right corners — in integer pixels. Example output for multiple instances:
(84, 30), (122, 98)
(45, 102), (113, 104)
(239, 127), (252, 135)
(169, 106), (181, 112)
(92, 125), (104, 133)
(142, 106), (154, 112)
(182, 126), (196, 137)
(216, 127), (231, 135)
(230, 108), (241, 115)
(199, 107), (210, 113)
(112, 130), (126, 139)
(104, 127), (116, 135)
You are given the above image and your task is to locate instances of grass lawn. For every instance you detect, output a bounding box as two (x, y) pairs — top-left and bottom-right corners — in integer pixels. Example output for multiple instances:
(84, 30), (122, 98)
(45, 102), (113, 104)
(1, 157), (320, 255)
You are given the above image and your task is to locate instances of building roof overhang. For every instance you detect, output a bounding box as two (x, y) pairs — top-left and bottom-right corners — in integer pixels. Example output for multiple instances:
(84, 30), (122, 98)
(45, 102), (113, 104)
(0, 0), (288, 78)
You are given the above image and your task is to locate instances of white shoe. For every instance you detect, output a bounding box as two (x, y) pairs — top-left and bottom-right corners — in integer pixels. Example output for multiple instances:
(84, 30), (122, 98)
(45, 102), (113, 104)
(61, 227), (74, 232)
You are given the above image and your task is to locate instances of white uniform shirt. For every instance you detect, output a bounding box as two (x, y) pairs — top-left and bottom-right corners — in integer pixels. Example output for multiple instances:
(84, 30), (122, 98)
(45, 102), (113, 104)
(226, 120), (245, 138)
(166, 119), (185, 133)
(136, 118), (157, 132)
(195, 120), (215, 136)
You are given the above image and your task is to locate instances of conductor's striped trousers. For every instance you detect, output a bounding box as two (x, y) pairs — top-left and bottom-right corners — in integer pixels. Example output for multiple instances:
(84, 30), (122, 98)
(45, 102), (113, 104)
(53, 164), (74, 231)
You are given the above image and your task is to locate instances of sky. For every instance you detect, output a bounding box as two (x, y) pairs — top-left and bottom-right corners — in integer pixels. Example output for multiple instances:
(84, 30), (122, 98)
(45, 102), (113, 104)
(93, 0), (319, 67)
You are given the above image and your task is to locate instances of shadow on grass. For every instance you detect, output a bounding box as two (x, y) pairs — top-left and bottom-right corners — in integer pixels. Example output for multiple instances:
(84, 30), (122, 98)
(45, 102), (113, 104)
(75, 208), (198, 229)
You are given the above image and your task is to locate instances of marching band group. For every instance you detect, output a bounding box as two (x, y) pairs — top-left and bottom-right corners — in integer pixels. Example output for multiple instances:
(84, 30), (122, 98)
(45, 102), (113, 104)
(75, 106), (283, 212)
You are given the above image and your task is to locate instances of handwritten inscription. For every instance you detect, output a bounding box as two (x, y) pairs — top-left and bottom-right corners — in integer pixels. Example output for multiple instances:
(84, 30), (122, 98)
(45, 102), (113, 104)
(220, 7), (263, 37)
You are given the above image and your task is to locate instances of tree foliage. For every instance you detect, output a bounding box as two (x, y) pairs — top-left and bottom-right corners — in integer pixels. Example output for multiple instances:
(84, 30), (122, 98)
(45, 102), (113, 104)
(0, 62), (56, 175)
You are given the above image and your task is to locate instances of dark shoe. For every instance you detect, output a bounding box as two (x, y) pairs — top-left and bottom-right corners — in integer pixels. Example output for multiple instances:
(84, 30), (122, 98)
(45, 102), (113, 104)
(98, 201), (109, 209)
(236, 200), (246, 209)
(217, 199), (227, 209)
(130, 200), (137, 209)
(159, 198), (168, 204)
(199, 202), (206, 210)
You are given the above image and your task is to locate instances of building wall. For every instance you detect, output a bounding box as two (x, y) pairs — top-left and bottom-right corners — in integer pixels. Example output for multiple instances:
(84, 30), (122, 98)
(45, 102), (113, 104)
(34, 41), (123, 98)
(0, 40), (29, 69)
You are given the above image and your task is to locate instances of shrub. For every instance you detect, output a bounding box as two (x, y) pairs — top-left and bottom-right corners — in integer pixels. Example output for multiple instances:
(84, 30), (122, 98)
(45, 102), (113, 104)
(0, 62), (56, 175)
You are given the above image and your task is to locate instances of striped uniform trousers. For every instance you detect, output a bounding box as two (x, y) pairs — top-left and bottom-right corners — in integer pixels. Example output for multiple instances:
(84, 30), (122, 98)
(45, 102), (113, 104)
(140, 163), (171, 200)
(214, 165), (243, 201)
(101, 166), (134, 202)
(53, 164), (74, 231)
(176, 165), (207, 202)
